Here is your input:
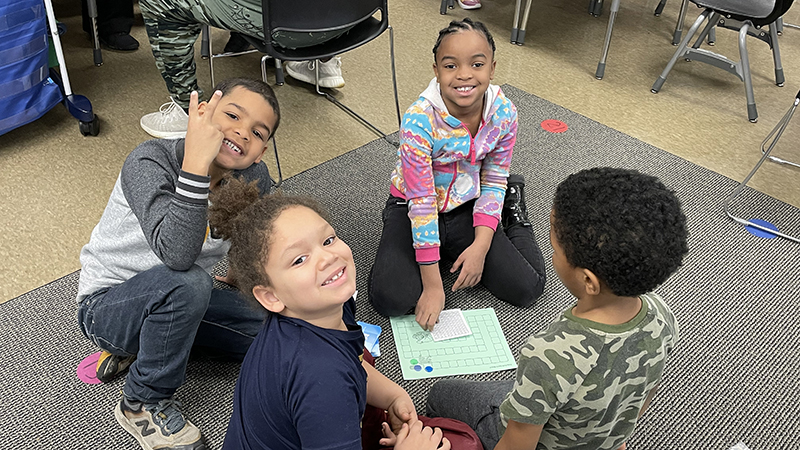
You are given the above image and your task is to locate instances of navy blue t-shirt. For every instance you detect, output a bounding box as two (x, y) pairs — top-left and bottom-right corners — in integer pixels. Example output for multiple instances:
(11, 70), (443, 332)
(223, 299), (367, 450)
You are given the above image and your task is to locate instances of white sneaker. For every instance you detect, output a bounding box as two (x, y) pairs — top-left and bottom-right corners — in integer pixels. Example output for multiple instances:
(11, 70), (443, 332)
(285, 57), (345, 89)
(140, 97), (189, 139)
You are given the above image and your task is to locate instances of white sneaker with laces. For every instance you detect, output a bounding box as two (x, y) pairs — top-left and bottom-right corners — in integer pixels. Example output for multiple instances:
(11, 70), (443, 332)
(140, 97), (189, 139)
(285, 57), (345, 89)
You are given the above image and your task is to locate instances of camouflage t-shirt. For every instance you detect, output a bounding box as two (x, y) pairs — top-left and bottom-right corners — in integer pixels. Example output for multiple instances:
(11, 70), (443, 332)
(499, 292), (679, 449)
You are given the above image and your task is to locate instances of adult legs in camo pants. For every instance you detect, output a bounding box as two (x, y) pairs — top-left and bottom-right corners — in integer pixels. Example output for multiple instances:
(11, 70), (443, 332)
(139, 0), (265, 109)
(139, 0), (349, 110)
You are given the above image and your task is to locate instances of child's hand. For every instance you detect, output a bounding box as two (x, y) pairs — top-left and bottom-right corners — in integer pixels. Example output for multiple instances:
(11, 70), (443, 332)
(183, 90), (224, 176)
(416, 287), (445, 332)
(393, 421), (451, 450)
(379, 393), (417, 445)
(450, 242), (489, 291)
(214, 268), (237, 287)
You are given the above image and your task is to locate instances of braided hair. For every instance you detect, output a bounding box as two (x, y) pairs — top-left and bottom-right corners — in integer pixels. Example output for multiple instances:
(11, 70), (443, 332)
(432, 18), (496, 61)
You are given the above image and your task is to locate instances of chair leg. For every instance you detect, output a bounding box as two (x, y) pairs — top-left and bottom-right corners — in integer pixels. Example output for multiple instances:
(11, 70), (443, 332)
(595, 0), (620, 80)
(274, 59), (285, 86)
(440, 0), (448, 14)
(652, 10), (710, 93)
(201, 25), (210, 59)
(389, 25), (401, 130)
(86, 0), (102, 66)
(589, 0), (603, 17)
(314, 59), (390, 140)
(208, 26), (216, 88)
(672, 0), (689, 45)
(691, 12), (718, 50)
(271, 136), (284, 188)
(737, 23), (758, 122)
(260, 54), (269, 84)
(769, 24), (785, 87)
(724, 94), (800, 243)
(515, 0), (534, 45)
(511, 0), (522, 43)
(654, 0), (667, 17)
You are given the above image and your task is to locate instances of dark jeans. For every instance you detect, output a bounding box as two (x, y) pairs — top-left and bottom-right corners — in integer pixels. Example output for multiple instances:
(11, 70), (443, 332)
(369, 196), (546, 316)
(426, 379), (516, 450)
(77, 264), (266, 402)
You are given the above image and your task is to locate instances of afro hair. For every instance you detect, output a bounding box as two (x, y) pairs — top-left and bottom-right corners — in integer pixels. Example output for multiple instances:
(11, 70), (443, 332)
(552, 167), (689, 297)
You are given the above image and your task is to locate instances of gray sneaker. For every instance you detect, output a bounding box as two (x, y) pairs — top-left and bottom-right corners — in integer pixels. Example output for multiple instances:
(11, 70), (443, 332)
(285, 57), (345, 89)
(140, 98), (188, 139)
(115, 397), (207, 450)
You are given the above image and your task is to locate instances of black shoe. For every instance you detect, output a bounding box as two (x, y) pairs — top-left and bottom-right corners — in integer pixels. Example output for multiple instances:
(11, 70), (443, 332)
(100, 32), (139, 51)
(502, 174), (531, 228)
(224, 32), (251, 53)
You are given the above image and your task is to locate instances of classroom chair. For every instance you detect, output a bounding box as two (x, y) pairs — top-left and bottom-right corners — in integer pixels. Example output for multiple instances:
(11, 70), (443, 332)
(651, 0), (794, 123)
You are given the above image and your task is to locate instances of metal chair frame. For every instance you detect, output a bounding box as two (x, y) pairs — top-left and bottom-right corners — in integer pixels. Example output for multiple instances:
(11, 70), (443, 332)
(651, 5), (786, 123)
(724, 91), (800, 243)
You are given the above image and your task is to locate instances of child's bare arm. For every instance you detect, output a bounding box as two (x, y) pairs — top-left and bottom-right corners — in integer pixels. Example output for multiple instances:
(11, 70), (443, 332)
(363, 359), (418, 447)
(416, 264), (446, 332)
(451, 225), (493, 291)
(639, 385), (659, 419)
(494, 419), (543, 450)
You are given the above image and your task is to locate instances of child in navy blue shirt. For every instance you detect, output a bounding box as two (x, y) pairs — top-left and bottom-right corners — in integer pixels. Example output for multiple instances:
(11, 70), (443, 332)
(209, 179), (452, 450)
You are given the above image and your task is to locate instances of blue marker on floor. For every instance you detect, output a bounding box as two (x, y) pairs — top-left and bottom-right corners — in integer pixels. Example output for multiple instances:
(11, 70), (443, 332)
(745, 218), (779, 239)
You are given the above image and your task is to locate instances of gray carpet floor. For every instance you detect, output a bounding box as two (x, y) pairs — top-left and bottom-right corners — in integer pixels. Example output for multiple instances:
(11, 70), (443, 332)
(1, 85), (798, 450)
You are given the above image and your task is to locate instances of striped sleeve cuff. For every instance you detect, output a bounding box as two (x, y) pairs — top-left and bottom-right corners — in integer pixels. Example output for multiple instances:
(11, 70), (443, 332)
(176, 170), (211, 205)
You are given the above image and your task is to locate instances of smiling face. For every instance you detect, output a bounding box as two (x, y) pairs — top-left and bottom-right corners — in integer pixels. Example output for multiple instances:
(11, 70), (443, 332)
(204, 86), (278, 172)
(253, 206), (357, 327)
(433, 30), (496, 118)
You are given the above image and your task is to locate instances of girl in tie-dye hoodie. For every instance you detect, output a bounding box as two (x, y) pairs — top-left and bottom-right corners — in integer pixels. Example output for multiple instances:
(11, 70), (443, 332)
(368, 19), (546, 331)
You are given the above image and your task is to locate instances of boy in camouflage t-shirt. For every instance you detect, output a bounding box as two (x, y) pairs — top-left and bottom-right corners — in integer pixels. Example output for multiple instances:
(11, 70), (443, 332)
(426, 167), (689, 450)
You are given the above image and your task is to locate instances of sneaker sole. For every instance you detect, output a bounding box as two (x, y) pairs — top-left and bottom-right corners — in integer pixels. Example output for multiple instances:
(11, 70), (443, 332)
(114, 403), (209, 450)
(284, 65), (345, 89)
(139, 120), (187, 139)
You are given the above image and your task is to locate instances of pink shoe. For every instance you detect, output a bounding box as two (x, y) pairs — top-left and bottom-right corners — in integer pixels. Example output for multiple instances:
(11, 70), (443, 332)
(457, 0), (482, 9)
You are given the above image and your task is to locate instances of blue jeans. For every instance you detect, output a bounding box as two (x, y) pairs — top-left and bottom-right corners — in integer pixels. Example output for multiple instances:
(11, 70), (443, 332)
(77, 264), (266, 402)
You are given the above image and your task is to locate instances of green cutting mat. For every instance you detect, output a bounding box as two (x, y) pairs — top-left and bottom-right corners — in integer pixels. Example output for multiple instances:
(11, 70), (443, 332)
(390, 308), (517, 380)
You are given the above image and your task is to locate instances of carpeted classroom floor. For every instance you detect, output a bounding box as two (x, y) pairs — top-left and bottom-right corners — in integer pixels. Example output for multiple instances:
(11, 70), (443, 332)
(1, 85), (798, 450)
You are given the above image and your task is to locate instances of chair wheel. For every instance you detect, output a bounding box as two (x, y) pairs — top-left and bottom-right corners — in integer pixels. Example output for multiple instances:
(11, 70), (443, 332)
(80, 115), (100, 136)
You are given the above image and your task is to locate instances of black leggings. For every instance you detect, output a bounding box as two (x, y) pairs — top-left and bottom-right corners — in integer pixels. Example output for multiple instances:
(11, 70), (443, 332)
(368, 196), (547, 316)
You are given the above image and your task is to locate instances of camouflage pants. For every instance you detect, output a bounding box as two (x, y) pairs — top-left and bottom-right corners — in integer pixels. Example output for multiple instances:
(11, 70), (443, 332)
(139, 0), (345, 108)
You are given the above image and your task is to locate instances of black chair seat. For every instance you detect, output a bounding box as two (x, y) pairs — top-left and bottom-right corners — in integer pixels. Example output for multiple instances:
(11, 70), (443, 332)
(693, 0), (774, 18)
(267, 17), (386, 61)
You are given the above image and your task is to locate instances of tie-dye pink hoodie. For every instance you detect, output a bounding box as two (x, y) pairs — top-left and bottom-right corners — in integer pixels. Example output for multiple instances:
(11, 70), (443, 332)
(390, 78), (518, 263)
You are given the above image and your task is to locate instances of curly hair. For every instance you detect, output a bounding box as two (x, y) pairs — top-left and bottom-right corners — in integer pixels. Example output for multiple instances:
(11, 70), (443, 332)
(214, 77), (281, 138)
(552, 167), (689, 297)
(432, 17), (496, 61)
(208, 176), (328, 303)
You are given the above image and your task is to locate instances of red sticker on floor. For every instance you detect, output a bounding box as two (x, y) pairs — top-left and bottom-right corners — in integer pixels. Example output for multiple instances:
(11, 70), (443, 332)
(541, 119), (568, 133)
(77, 351), (103, 384)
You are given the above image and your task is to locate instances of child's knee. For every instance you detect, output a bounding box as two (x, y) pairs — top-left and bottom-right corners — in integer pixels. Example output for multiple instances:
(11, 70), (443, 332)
(369, 289), (414, 317)
(501, 276), (546, 308)
(164, 265), (213, 315)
